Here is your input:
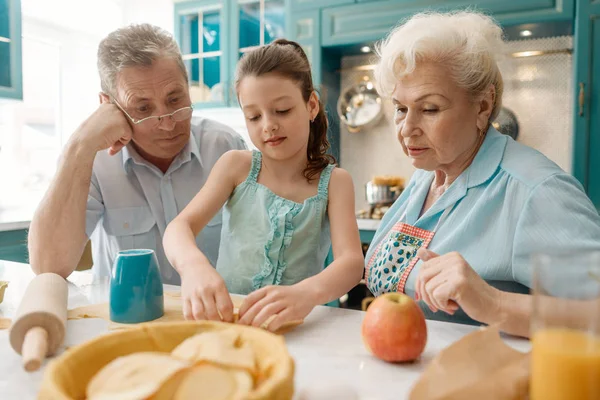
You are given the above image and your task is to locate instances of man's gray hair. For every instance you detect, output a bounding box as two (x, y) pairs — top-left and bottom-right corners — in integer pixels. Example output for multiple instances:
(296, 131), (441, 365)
(97, 23), (188, 96)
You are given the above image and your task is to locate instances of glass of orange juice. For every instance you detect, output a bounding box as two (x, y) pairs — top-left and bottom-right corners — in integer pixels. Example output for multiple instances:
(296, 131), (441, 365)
(531, 251), (600, 400)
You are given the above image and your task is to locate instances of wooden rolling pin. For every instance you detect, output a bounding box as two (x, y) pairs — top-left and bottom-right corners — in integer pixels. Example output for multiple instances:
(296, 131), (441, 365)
(9, 273), (68, 372)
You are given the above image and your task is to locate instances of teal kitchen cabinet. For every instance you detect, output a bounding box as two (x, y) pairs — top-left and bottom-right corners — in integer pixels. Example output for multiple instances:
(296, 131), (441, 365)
(0, 0), (22, 100)
(0, 229), (28, 263)
(574, 0), (600, 210)
(234, 0), (287, 61)
(287, 9), (321, 85)
(321, 0), (575, 46)
(231, 0), (286, 106)
(355, 0), (571, 11)
(290, 0), (354, 11)
(286, 9), (341, 161)
(174, 0), (231, 108)
(352, 0), (574, 22)
(175, 0), (286, 109)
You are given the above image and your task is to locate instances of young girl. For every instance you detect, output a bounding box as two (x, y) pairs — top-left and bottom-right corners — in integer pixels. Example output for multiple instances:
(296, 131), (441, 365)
(163, 39), (364, 332)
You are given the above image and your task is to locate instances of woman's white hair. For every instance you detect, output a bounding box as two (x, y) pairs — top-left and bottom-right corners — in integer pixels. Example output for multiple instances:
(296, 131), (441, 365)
(374, 10), (504, 120)
(97, 23), (188, 96)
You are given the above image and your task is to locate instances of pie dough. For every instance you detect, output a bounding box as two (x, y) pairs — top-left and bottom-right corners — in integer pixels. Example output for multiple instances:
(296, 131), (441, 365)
(67, 291), (302, 334)
(173, 364), (254, 400)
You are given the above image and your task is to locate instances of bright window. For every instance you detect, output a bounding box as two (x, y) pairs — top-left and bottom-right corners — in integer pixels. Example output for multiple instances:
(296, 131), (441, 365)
(0, 36), (61, 211)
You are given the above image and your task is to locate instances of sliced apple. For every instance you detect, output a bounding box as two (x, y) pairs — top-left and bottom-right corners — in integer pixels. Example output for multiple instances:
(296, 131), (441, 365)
(173, 364), (253, 400)
(87, 352), (190, 400)
(171, 330), (256, 374)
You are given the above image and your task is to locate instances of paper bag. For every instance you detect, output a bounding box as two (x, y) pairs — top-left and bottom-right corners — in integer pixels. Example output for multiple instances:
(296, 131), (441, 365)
(410, 326), (530, 400)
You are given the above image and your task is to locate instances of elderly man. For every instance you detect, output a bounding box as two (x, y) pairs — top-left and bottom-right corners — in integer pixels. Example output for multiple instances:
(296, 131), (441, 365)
(28, 24), (246, 284)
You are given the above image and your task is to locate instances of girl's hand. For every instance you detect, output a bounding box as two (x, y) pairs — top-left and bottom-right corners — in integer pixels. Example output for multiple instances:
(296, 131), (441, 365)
(180, 263), (234, 322)
(415, 248), (501, 322)
(237, 284), (315, 332)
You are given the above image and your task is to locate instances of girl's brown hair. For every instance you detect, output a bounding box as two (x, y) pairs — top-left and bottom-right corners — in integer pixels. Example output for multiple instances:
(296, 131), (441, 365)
(235, 38), (336, 182)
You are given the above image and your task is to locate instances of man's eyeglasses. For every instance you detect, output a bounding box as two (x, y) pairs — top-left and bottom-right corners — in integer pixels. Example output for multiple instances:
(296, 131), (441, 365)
(112, 99), (194, 128)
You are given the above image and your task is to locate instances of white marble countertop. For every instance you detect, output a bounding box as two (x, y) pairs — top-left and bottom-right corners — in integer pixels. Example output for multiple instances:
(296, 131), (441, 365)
(0, 220), (30, 232)
(0, 260), (530, 399)
(0, 206), (33, 232)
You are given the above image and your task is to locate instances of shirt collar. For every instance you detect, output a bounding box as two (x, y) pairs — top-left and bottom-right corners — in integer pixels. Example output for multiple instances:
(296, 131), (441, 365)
(188, 133), (203, 167)
(121, 133), (203, 173)
(411, 126), (507, 221)
(121, 145), (138, 171)
(465, 126), (508, 189)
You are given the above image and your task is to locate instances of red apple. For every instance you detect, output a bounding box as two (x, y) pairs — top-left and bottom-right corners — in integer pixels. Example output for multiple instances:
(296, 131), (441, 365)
(361, 293), (427, 362)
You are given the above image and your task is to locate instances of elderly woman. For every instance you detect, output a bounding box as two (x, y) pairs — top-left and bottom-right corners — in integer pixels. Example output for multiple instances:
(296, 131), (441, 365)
(365, 11), (600, 337)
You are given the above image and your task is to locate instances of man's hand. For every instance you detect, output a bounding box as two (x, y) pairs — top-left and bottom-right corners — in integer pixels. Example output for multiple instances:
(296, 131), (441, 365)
(74, 103), (133, 156)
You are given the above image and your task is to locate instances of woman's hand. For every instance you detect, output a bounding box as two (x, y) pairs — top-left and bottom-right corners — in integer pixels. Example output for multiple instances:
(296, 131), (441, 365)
(415, 248), (501, 323)
(237, 284), (316, 332)
(180, 262), (234, 322)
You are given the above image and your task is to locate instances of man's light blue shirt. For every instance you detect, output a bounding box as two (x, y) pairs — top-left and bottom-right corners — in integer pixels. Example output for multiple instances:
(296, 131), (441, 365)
(85, 117), (246, 284)
(365, 127), (600, 324)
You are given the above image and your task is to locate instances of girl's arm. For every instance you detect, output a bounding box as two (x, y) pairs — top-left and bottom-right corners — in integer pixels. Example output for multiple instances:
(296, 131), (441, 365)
(296, 168), (365, 304)
(163, 150), (250, 321)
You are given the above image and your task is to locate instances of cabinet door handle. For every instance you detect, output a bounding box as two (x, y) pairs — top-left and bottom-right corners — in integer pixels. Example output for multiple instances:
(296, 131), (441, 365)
(579, 82), (585, 117)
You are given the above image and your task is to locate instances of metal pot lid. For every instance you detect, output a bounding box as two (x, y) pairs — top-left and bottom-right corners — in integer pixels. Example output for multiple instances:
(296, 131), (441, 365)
(337, 81), (383, 132)
(491, 106), (519, 140)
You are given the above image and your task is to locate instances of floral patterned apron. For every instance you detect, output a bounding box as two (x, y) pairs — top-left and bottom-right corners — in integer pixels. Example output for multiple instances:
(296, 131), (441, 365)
(365, 207), (452, 296)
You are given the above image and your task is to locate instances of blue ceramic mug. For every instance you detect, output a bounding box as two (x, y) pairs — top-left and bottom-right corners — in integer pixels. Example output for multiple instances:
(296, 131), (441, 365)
(110, 249), (164, 324)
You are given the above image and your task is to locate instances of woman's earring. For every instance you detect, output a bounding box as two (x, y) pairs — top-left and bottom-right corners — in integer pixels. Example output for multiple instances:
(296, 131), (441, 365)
(311, 117), (315, 123)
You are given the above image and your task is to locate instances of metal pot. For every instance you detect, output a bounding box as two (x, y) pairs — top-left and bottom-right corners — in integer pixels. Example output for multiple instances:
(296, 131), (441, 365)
(337, 81), (383, 133)
(491, 106), (519, 140)
(365, 182), (402, 205)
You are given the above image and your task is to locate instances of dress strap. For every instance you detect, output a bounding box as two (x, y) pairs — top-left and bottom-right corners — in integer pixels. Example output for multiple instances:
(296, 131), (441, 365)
(317, 164), (335, 199)
(246, 150), (262, 183)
